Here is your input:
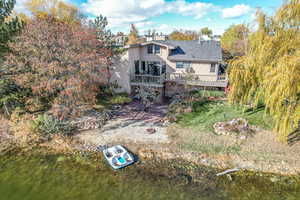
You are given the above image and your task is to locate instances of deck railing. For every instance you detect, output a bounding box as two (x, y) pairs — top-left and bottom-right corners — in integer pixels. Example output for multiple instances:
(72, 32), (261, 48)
(130, 73), (166, 85)
(167, 73), (228, 82)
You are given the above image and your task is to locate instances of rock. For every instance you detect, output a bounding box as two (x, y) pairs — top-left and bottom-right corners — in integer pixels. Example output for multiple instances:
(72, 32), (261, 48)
(70, 110), (112, 131)
(146, 128), (156, 134)
(213, 118), (253, 137)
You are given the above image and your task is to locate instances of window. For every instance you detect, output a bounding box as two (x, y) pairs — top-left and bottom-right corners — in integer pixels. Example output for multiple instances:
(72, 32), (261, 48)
(134, 60), (139, 74)
(154, 45), (160, 54)
(176, 62), (184, 68)
(147, 44), (160, 54)
(176, 62), (190, 69)
(210, 63), (216, 72)
(141, 61), (146, 73)
(147, 44), (154, 54)
(162, 62), (166, 74)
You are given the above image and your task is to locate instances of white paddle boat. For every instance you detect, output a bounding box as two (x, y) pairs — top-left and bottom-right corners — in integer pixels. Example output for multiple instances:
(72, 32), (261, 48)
(103, 145), (135, 169)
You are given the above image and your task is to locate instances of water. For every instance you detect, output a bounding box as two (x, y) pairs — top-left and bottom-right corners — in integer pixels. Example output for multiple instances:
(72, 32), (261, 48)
(0, 152), (299, 200)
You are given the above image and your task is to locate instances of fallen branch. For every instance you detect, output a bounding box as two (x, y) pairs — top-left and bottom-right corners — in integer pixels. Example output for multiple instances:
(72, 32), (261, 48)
(216, 168), (241, 176)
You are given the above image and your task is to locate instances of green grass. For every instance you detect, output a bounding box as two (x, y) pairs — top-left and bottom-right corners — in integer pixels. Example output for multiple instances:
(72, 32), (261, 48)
(95, 92), (132, 111)
(176, 101), (273, 132)
(191, 90), (226, 98)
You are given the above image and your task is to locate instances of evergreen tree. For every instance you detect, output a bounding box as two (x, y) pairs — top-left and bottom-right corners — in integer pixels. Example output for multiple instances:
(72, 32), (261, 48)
(0, 0), (22, 57)
(89, 14), (114, 46)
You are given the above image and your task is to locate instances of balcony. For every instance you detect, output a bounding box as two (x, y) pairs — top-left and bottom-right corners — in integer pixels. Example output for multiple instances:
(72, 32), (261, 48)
(166, 73), (228, 87)
(130, 73), (166, 86)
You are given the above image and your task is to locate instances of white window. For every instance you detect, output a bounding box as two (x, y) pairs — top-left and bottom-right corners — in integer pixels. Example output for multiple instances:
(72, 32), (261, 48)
(176, 62), (190, 69)
(147, 44), (161, 54)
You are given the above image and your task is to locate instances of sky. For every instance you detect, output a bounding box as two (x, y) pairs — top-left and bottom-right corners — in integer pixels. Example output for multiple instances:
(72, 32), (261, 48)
(15, 0), (283, 35)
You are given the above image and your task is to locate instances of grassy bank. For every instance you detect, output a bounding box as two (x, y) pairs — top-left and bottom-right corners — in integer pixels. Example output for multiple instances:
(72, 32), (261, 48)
(176, 100), (273, 132)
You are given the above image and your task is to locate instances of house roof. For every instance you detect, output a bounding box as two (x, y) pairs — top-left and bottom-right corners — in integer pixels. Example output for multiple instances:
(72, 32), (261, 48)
(155, 40), (222, 62)
(125, 39), (222, 62)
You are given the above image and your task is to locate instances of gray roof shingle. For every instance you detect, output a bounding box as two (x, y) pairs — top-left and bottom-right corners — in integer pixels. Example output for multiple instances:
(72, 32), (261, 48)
(154, 40), (222, 62)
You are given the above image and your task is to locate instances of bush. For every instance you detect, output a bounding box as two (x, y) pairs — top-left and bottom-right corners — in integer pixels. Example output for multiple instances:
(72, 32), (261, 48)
(30, 114), (75, 136)
(109, 94), (132, 105)
(0, 79), (28, 116)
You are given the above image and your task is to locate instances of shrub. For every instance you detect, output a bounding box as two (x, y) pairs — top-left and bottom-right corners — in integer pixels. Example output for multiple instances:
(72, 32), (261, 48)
(30, 114), (75, 136)
(109, 94), (132, 105)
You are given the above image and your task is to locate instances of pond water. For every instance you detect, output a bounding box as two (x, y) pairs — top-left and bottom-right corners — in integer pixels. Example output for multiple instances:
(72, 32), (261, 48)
(0, 152), (299, 200)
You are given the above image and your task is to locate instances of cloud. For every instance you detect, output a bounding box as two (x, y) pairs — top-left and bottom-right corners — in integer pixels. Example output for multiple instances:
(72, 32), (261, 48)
(14, 0), (30, 14)
(167, 0), (214, 19)
(82, 0), (215, 29)
(222, 4), (251, 19)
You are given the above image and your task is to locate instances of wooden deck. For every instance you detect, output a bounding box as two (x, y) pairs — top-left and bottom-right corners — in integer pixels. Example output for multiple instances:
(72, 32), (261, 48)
(130, 73), (228, 88)
(167, 73), (228, 87)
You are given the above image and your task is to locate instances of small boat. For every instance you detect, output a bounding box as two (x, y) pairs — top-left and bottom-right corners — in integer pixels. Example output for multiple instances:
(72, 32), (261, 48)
(103, 145), (135, 169)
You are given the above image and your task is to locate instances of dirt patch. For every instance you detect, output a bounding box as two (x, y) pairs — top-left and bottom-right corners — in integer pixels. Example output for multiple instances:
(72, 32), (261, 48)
(0, 118), (10, 140)
(167, 125), (300, 175)
(76, 101), (170, 145)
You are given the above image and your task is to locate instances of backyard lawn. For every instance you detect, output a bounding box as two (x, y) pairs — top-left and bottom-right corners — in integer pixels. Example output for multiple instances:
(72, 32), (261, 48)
(176, 100), (273, 132)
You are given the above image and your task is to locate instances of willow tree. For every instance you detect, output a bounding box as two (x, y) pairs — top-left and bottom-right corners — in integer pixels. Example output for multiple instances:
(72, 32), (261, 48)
(229, 0), (300, 141)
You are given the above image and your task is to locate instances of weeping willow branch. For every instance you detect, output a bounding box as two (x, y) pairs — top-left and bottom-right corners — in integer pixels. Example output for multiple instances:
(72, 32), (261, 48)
(228, 0), (300, 141)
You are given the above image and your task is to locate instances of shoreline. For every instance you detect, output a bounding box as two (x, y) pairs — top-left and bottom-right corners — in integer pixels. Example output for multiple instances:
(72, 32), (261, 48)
(1, 120), (299, 177)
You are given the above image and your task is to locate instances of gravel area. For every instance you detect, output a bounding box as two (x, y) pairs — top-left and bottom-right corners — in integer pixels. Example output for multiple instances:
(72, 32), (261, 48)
(76, 101), (170, 145)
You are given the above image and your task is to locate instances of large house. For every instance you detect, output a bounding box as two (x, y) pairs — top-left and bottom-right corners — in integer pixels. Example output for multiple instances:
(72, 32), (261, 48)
(110, 37), (228, 102)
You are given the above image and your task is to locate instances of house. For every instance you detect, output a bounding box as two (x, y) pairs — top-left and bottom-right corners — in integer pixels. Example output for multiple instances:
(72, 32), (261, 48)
(110, 37), (228, 102)
(143, 34), (169, 42)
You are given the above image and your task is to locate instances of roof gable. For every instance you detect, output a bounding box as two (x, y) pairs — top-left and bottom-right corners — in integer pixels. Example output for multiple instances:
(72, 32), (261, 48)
(155, 40), (222, 62)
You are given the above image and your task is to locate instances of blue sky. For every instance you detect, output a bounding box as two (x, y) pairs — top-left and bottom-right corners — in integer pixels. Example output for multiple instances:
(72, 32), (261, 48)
(16, 0), (283, 35)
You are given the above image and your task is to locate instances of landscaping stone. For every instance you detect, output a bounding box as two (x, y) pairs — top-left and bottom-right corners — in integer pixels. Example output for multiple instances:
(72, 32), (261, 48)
(146, 128), (156, 134)
(70, 110), (112, 131)
(213, 118), (253, 137)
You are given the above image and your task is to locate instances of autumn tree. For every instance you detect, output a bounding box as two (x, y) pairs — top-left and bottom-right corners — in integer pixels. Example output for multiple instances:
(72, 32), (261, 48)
(4, 17), (112, 119)
(229, 0), (300, 141)
(200, 27), (213, 38)
(25, 0), (83, 24)
(221, 24), (249, 58)
(127, 24), (139, 45)
(169, 30), (198, 40)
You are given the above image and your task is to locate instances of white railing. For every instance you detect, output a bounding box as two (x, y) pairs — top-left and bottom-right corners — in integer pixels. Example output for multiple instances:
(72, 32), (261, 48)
(167, 73), (228, 82)
(130, 73), (166, 85)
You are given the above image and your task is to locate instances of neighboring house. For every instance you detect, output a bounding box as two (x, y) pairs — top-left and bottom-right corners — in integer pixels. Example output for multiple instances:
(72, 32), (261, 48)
(143, 34), (169, 42)
(112, 34), (127, 47)
(111, 38), (228, 102)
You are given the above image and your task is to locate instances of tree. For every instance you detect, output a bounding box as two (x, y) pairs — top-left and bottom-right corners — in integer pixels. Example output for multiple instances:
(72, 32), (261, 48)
(89, 15), (114, 86)
(127, 24), (139, 45)
(89, 15), (113, 46)
(221, 24), (249, 58)
(200, 27), (212, 38)
(4, 17), (112, 119)
(25, 0), (82, 24)
(0, 0), (23, 56)
(169, 30), (198, 40)
(229, 0), (300, 141)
